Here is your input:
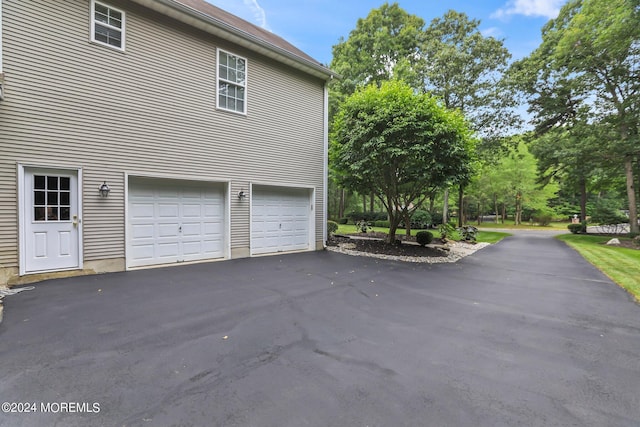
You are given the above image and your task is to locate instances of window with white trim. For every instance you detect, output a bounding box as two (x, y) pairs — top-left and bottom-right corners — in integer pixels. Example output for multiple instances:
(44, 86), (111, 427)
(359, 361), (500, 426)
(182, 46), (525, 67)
(91, 0), (125, 51)
(217, 49), (247, 114)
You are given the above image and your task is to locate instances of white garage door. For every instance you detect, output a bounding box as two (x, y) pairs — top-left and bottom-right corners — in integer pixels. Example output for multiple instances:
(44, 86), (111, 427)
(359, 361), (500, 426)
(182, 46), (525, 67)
(251, 186), (311, 255)
(128, 178), (226, 268)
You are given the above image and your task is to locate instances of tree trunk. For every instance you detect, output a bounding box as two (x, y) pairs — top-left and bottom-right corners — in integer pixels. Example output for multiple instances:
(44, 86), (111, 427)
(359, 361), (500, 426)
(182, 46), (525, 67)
(404, 210), (411, 237)
(442, 188), (449, 226)
(370, 191), (375, 213)
(477, 202), (482, 225)
(494, 194), (499, 224)
(501, 203), (506, 224)
(624, 156), (639, 233)
(515, 193), (522, 225)
(362, 194), (366, 213)
(458, 185), (464, 227)
(386, 205), (400, 244)
(579, 177), (587, 222)
(338, 188), (345, 219)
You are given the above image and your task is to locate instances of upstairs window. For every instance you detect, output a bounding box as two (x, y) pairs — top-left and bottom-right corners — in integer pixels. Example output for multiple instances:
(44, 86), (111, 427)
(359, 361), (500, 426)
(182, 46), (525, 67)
(217, 49), (247, 114)
(91, 1), (125, 51)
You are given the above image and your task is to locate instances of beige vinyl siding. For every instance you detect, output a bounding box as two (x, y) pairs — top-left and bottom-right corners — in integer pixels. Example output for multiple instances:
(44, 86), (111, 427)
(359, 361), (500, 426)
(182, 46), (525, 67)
(230, 181), (250, 250)
(0, 0), (326, 267)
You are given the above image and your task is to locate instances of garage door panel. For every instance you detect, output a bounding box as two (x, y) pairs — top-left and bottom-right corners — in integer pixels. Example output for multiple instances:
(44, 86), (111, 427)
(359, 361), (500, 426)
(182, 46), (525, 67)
(131, 203), (154, 218)
(129, 244), (155, 261)
(203, 221), (222, 233)
(157, 223), (179, 237)
(182, 204), (203, 217)
(131, 224), (154, 239)
(252, 186), (311, 255)
(128, 180), (226, 268)
(158, 204), (179, 218)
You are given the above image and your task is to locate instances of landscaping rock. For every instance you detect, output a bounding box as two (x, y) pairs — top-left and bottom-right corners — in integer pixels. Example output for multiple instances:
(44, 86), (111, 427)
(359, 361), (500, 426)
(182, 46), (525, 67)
(606, 238), (621, 245)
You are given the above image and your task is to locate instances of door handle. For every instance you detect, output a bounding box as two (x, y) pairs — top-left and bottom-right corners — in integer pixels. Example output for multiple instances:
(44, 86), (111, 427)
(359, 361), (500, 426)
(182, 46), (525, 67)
(72, 215), (81, 228)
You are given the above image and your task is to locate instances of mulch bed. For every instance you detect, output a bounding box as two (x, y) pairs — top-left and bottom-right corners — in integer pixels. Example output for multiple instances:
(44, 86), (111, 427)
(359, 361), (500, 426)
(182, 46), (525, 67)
(328, 233), (448, 258)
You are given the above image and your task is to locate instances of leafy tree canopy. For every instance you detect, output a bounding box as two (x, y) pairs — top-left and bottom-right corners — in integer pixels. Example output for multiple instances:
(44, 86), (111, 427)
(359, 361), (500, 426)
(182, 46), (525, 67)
(330, 2), (426, 100)
(331, 80), (476, 242)
(512, 0), (640, 232)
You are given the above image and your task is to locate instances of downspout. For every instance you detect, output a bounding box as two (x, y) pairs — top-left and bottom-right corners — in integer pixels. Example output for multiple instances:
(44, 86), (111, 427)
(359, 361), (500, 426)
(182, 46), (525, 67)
(322, 81), (329, 247)
(0, 0), (5, 101)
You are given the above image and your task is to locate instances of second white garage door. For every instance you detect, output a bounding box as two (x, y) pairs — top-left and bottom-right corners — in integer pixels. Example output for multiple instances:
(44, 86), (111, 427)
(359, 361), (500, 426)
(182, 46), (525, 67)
(251, 186), (311, 255)
(127, 178), (226, 268)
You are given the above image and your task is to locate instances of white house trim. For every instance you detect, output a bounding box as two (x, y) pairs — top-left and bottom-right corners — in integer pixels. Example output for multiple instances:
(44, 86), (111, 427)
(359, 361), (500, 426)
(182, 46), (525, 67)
(18, 164), (84, 276)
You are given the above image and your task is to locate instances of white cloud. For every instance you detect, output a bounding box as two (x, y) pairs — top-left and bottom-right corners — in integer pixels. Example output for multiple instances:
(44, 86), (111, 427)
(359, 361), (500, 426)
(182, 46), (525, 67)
(491, 0), (565, 20)
(243, 0), (268, 29)
(206, 0), (269, 30)
(481, 27), (503, 38)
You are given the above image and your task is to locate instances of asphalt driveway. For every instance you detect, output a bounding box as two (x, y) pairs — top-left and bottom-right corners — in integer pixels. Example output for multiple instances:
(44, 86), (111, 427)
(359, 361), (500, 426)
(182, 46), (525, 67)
(1, 231), (639, 427)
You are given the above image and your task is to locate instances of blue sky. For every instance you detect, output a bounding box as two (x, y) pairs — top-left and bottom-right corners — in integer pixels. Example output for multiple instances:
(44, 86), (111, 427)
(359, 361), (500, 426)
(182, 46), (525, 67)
(206, 0), (568, 65)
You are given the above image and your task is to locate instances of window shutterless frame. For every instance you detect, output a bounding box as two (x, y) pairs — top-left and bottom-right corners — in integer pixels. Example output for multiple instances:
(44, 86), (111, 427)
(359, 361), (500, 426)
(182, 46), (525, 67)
(217, 49), (248, 114)
(90, 0), (125, 51)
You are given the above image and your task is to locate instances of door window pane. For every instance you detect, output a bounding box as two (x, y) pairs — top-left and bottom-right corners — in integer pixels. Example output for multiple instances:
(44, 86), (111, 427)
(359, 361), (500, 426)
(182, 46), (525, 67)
(47, 192), (58, 205)
(47, 176), (58, 190)
(47, 207), (59, 221)
(35, 175), (46, 189)
(60, 207), (71, 221)
(35, 191), (45, 205)
(60, 177), (70, 190)
(34, 207), (46, 221)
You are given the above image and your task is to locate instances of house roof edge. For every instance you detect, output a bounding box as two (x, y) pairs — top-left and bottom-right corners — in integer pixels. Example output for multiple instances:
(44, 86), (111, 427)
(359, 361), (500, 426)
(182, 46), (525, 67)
(130, 0), (338, 81)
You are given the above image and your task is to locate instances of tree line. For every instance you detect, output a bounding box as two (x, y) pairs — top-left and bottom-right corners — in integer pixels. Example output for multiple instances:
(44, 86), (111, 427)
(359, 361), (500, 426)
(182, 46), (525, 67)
(328, 0), (640, 238)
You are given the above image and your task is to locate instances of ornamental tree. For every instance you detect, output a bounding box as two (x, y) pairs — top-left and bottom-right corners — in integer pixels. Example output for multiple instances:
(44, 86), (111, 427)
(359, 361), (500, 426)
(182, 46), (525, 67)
(331, 80), (476, 243)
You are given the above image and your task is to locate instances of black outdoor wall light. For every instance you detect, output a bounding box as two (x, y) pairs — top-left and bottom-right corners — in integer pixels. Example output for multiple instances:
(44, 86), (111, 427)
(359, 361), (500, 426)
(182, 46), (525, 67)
(99, 181), (111, 198)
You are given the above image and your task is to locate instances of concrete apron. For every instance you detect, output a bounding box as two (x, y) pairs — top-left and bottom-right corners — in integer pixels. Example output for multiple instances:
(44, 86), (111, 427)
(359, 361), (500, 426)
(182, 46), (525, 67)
(0, 286), (36, 325)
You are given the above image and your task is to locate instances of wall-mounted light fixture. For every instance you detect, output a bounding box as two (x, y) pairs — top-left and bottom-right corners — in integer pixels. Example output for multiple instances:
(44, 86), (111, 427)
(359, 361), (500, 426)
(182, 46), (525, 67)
(238, 189), (247, 200)
(99, 181), (111, 198)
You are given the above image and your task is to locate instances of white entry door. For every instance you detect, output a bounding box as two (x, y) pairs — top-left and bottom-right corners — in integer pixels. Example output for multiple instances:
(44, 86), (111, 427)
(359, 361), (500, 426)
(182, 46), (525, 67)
(22, 168), (81, 274)
(251, 186), (311, 255)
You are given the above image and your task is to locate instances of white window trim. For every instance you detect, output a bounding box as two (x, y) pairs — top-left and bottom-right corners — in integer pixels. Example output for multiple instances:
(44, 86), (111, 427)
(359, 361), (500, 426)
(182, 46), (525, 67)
(90, 0), (126, 51)
(216, 48), (248, 115)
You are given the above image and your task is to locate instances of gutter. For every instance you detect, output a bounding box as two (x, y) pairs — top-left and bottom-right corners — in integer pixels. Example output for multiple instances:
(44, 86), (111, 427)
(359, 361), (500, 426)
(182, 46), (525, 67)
(129, 0), (338, 81)
(0, 0), (4, 101)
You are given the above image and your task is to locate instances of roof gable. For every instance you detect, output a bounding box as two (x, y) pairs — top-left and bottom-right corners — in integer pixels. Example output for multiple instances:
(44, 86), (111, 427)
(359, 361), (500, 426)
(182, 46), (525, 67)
(131, 0), (336, 80)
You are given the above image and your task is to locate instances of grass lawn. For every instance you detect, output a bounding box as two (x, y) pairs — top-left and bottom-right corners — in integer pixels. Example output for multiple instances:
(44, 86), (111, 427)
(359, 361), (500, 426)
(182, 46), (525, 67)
(476, 230), (511, 244)
(335, 224), (511, 244)
(557, 234), (640, 301)
(477, 220), (571, 230)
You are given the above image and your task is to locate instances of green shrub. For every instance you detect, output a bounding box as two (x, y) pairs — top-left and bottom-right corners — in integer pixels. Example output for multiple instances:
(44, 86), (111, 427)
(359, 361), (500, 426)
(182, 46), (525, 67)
(416, 231), (434, 246)
(374, 220), (390, 228)
(412, 210), (432, 229)
(355, 220), (372, 233)
(338, 217), (349, 224)
(567, 223), (586, 234)
(457, 225), (478, 242)
(399, 209), (432, 229)
(347, 211), (387, 223)
(532, 210), (554, 226)
(430, 214), (444, 227)
(327, 220), (339, 235)
(567, 224), (581, 234)
(438, 223), (455, 242)
(591, 200), (628, 225)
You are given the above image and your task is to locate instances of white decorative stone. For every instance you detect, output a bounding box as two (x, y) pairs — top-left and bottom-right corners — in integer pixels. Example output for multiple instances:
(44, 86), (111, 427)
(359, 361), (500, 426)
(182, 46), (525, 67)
(606, 238), (621, 245)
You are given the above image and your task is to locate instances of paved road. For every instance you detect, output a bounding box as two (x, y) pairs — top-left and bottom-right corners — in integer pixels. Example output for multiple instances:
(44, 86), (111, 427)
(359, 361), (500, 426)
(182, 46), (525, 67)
(1, 231), (639, 427)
